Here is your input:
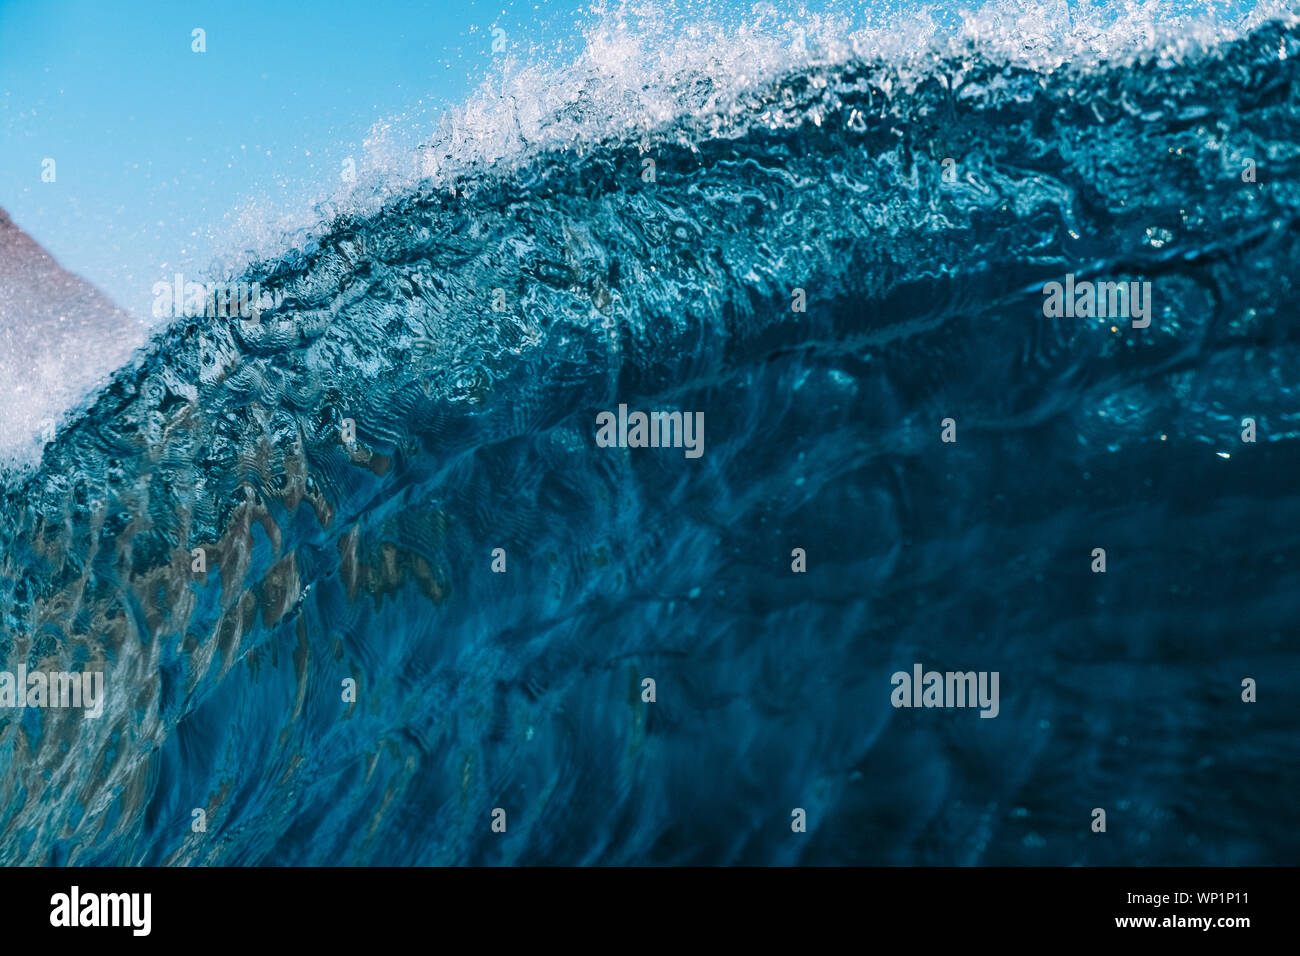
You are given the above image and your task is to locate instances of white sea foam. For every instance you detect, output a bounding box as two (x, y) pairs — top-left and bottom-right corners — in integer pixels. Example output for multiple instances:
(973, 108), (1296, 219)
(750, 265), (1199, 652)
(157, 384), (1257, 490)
(208, 0), (1298, 269)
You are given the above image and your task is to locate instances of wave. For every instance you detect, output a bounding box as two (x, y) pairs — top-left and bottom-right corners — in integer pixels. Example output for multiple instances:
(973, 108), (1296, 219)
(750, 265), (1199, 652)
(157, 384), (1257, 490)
(2, 1), (1299, 864)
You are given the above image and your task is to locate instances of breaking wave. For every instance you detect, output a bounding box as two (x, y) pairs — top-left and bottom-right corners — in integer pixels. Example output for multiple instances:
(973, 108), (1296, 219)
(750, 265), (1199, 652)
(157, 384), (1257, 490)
(2, 0), (1299, 864)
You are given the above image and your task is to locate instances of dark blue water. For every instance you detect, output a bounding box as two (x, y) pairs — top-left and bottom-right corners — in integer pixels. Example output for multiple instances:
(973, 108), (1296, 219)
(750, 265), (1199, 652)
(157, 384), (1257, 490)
(2, 11), (1299, 865)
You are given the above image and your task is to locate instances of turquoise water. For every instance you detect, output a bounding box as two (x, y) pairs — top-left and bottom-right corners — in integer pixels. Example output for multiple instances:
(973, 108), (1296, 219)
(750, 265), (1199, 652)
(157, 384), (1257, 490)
(1, 2), (1299, 864)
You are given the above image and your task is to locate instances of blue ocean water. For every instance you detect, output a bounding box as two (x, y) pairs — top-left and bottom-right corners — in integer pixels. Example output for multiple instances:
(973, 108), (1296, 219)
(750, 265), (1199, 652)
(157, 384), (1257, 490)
(2, 2), (1299, 865)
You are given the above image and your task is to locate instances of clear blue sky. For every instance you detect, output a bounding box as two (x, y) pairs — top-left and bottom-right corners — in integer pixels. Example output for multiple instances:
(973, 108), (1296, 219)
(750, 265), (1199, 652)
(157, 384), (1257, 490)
(0, 0), (595, 320)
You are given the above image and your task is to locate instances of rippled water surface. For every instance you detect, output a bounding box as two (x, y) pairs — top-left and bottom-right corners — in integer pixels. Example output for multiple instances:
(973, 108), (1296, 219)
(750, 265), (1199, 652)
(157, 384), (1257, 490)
(2, 2), (1299, 865)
